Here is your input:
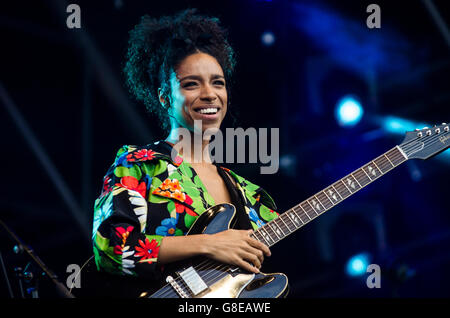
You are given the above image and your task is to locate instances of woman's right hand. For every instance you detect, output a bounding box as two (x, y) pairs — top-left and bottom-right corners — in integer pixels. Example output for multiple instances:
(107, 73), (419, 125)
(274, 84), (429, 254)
(201, 229), (271, 274)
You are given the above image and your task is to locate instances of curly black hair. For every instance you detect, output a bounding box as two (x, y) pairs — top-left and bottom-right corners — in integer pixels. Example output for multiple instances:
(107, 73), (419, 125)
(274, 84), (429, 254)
(124, 8), (237, 134)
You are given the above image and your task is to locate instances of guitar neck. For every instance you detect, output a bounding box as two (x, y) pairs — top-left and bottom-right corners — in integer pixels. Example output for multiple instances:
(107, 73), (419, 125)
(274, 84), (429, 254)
(251, 146), (409, 247)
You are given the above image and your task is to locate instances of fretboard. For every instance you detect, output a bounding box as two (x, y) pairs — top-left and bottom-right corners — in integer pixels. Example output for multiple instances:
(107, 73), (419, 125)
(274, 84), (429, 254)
(251, 146), (408, 247)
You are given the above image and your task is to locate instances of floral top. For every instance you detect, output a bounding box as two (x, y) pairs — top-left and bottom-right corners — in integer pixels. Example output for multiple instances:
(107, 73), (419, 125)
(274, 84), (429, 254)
(93, 141), (279, 281)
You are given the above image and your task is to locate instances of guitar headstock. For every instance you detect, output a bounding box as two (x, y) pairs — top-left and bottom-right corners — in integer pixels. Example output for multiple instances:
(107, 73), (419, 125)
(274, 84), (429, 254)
(399, 123), (449, 160)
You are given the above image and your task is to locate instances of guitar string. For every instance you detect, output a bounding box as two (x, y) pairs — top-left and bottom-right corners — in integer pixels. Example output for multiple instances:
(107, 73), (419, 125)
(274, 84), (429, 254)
(152, 131), (447, 297)
(153, 260), (232, 298)
(153, 227), (276, 297)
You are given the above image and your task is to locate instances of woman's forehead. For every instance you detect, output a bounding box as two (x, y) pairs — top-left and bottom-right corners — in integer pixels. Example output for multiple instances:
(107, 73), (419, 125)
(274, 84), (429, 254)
(176, 53), (224, 79)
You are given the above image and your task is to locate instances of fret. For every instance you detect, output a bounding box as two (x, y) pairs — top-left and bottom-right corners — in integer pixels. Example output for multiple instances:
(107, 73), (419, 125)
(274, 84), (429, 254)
(331, 185), (343, 200)
(256, 228), (271, 246)
(384, 154), (394, 167)
(287, 209), (303, 228)
(371, 160), (383, 175)
(361, 166), (373, 181)
(318, 191), (334, 209)
(260, 227), (276, 245)
(294, 205), (310, 224)
(278, 214), (293, 233)
(386, 147), (402, 165)
(252, 230), (267, 245)
(363, 163), (381, 180)
(323, 190), (335, 206)
(354, 168), (371, 186)
(301, 202), (317, 219)
(394, 145), (408, 162)
(269, 223), (281, 240)
(270, 221), (284, 238)
(266, 223), (280, 243)
(374, 156), (390, 174)
(337, 180), (353, 196)
(310, 196), (326, 214)
(351, 173), (362, 188)
(344, 175), (361, 192)
(315, 195), (327, 210)
(305, 200), (318, 216)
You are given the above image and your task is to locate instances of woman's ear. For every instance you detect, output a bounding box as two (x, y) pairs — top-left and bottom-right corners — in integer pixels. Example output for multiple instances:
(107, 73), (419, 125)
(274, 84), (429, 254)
(158, 88), (167, 108)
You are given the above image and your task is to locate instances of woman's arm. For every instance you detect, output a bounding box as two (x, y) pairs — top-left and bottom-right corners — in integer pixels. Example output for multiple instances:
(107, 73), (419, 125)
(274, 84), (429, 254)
(158, 229), (271, 274)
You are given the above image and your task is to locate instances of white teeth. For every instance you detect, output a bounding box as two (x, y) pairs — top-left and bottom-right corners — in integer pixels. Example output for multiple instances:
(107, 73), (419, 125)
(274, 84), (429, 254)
(198, 108), (218, 114)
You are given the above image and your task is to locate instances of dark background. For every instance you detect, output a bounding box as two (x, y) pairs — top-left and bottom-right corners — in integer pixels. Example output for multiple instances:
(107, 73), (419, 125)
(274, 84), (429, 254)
(1, 0), (449, 298)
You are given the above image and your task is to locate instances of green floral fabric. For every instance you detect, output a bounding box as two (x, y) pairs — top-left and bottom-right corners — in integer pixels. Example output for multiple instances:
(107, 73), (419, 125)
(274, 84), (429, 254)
(93, 141), (279, 279)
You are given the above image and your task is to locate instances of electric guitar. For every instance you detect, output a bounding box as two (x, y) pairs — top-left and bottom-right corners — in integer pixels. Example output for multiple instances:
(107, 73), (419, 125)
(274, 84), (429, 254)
(71, 124), (449, 298)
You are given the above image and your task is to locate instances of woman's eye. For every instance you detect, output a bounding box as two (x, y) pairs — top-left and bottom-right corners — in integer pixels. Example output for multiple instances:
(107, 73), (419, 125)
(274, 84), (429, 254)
(183, 82), (197, 88)
(214, 80), (225, 86)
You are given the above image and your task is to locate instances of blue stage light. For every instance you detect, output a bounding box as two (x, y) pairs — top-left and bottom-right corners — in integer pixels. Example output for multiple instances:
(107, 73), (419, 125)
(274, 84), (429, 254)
(335, 96), (363, 127)
(261, 31), (275, 46)
(382, 116), (420, 134)
(346, 253), (370, 277)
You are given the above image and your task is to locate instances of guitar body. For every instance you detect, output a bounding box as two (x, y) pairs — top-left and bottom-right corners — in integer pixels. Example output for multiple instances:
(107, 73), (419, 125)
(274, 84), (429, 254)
(144, 203), (289, 298)
(71, 203), (288, 298)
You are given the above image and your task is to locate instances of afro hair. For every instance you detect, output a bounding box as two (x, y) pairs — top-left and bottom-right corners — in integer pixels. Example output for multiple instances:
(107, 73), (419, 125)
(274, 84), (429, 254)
(124, 8), (237, 134)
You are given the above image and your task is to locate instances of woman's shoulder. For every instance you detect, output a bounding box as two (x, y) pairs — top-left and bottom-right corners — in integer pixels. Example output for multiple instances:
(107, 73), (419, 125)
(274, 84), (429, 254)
(111, 141), (183, 167)
(218, 166), (278, 211)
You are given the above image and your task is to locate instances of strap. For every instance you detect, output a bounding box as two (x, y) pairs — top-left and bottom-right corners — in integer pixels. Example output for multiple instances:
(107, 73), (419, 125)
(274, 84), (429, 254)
(216, 165), (252, 230)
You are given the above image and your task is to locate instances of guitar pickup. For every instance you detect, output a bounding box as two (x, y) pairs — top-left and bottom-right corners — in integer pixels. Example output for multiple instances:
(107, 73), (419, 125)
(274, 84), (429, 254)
(178, 266), (208, 296)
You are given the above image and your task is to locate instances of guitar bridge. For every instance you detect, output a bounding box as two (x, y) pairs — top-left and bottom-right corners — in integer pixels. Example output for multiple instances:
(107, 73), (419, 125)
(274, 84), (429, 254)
(178, 266), (208, 296)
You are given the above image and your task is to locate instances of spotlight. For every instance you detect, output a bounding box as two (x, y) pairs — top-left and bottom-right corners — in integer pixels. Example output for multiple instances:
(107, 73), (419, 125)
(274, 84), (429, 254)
(382, 116), (421, 134)
(346, 252), (370, 277)
(261, 31), (275, 46)
(335, 96), (363, 127)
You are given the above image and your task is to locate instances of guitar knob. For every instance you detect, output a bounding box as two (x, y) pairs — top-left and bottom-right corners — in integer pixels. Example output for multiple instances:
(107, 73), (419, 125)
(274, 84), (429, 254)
(445, 126), (449, 132)
(426, 130), (432, 136)
(435, 128), (440, 134)
(417, 132), (423, 137)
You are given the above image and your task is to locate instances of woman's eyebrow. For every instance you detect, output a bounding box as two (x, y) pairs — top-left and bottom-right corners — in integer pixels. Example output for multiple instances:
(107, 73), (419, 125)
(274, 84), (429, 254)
(179, 74), (225, 81)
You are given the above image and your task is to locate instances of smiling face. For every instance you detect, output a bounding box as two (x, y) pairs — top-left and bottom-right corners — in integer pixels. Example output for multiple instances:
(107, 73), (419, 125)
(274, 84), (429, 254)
(161, 52), (228, 134)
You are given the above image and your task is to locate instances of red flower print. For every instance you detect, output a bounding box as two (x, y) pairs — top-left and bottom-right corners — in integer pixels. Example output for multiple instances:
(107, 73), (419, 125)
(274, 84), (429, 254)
(160, 179), (182, 192)
(114, 226), (134, 255)
(126, 149), (156, 162)
(116, 176), (147, 199)
(113, 245), (123, 255)
(175, 202), (197, 216)
(101, 176), (112, 196)
(135, 238), (160, 262)
(170, 191), (186, 202)
(184, 195), (193, 205)
(160, 179), (172, 191)
(115, 226), (134, 243)
(174, 155), (183, 166)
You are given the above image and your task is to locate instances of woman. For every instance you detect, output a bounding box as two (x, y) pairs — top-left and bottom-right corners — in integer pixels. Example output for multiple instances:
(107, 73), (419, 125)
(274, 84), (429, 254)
(93, 9), (280, 292)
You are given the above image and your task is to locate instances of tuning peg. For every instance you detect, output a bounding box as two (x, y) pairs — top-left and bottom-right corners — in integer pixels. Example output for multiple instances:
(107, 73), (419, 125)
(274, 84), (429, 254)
(426, 130), (432, 136)
(435, 128), (441, 134)
(445, 126), (449, 132)
(417, 132), (423, 137)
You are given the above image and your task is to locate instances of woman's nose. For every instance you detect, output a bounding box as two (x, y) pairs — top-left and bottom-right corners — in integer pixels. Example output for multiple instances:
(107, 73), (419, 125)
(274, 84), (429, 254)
(199, 84), (217, 101)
